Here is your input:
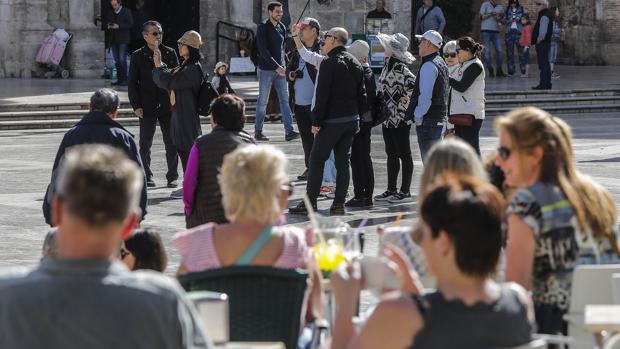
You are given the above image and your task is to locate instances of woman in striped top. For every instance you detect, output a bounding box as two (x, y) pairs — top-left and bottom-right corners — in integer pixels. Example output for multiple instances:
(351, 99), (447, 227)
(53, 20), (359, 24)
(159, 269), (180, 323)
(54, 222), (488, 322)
(495, 107), (618, 339)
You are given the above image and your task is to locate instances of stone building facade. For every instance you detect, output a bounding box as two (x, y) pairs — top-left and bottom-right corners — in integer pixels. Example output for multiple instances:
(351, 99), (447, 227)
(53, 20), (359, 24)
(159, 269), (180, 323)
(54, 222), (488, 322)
(0, 0), (618, 78)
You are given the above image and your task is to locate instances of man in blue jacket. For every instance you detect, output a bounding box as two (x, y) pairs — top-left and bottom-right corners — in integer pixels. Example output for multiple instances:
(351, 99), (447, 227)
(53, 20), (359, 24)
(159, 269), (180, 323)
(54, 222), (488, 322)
(254, 1), (300, 142)
(43, 88), (148, 226)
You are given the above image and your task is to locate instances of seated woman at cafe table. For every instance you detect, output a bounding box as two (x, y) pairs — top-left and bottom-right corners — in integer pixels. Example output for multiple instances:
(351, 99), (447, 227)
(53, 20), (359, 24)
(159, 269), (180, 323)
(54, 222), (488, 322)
(173, 145), (323, 323)
(329, 174), (534, 349)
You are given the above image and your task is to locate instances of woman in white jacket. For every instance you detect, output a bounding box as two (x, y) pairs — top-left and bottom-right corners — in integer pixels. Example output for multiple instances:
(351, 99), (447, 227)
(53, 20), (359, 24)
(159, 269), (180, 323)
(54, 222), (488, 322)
(448, 36), (486, 154)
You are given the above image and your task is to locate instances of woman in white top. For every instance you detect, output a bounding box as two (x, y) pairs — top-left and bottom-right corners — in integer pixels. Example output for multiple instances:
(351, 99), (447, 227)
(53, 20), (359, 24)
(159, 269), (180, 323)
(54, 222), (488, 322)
(448, 36), (486, 155)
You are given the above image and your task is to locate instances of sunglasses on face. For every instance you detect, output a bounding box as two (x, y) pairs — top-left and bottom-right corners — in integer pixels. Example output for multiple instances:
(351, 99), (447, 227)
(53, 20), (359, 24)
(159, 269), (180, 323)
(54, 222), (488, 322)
(120, 248), (130, 259)
(150, 32), (162, 37)
(497, 146), (513, 160)
(323, 34), (334, 40)
(444, 52), (457, 58)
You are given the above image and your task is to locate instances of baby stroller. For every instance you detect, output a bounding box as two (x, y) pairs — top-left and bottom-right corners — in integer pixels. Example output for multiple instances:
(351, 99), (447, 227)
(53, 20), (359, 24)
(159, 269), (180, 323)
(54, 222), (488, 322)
(35, 28), (73, 79)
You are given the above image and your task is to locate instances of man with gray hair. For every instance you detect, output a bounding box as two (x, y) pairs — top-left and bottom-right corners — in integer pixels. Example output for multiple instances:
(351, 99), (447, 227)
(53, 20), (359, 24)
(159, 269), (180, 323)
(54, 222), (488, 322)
(289, 27), (367, 215)
(2, 145), (211, 349)
(43, 88), (147, 226)
(532, 0), (553, 90)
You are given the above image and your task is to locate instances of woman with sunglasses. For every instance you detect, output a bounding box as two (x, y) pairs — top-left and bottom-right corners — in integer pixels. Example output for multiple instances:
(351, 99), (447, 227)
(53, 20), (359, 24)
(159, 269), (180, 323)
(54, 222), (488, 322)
(173, 144), (324, 322)
(153, 30), (204, 171)
(448, 36), (486, 155)
(120, 229), (168, 272)
(495, 107), (618, 339)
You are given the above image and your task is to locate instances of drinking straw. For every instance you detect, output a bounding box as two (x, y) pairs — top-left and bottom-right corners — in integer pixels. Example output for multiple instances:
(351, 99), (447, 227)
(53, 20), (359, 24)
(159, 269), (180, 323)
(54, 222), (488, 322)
(395, 213), (403, 226)
(303, 193), (326, 245)
(344, 218), (368, 252)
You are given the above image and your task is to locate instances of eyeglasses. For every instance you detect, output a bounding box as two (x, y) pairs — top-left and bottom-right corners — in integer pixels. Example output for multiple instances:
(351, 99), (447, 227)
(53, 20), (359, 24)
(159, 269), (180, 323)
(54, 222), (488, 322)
(444, 52), (457, 58)
(497, 146), (513, 160)
(150, 32), (162, 37)
(323, 34), (334, 40)
(120, 248), (130, 259)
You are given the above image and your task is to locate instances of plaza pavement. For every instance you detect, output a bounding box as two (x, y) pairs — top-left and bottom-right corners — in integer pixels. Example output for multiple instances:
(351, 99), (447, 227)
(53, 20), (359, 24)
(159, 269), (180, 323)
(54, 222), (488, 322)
(0, 65), (619, 274)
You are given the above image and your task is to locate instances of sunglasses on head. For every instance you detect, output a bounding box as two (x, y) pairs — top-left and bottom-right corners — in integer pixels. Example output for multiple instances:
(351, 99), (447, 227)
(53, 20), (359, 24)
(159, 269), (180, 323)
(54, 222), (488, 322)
(497, 146), (513, 160)
(444, 52), (457, 58)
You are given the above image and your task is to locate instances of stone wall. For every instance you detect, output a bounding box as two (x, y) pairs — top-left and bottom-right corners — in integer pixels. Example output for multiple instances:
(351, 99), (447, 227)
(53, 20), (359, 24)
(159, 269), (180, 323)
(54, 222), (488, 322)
(0, 0), (104, 78)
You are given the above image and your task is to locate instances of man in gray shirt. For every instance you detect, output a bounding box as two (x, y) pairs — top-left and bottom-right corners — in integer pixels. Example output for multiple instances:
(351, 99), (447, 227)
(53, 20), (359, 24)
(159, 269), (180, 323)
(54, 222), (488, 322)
(480, 0), (506, 77)
(0, 144), (211, 349)
(415, 0), (446, 35)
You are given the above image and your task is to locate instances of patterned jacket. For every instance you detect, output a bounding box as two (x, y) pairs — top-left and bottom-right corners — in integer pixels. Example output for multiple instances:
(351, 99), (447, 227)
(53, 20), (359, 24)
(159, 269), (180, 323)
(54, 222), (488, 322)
(379, 57), (416, 128)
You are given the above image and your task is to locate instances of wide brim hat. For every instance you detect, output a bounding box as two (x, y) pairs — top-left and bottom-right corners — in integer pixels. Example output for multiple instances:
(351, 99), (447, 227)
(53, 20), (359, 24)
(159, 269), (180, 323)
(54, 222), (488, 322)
(214, 61), (229, 73)
(177, 30), (202, 49)
(376, 32), (416, 65)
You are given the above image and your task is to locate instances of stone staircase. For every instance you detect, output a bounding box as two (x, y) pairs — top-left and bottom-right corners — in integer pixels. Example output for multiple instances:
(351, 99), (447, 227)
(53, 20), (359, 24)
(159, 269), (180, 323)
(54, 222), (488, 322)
(0, 88), (618, 130)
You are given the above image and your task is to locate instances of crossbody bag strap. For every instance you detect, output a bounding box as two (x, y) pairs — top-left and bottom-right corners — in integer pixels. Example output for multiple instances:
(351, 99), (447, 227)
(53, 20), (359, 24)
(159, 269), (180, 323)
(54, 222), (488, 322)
(234, 225), (274, 266)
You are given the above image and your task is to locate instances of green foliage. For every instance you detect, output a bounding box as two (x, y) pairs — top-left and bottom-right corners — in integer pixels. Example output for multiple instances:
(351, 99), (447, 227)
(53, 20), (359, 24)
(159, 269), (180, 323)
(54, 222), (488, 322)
(435, 0), (475, 39)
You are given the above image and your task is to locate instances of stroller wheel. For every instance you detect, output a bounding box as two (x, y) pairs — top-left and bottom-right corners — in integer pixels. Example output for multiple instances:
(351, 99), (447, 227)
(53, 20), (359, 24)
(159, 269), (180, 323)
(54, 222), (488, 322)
(60, 70), (70, 79)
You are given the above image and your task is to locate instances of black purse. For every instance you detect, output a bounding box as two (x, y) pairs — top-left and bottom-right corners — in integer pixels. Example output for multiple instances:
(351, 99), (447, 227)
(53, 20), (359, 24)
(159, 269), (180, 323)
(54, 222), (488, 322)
(372, 91), (390, 126)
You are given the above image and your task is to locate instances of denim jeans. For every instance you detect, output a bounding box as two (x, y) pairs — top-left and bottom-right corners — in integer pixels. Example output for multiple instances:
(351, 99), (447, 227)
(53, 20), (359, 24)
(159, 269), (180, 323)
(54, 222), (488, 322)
(536, 42), (552, 88)
(255, 68), (294, 135)
(549, 41), (559, 65)
(505, 29), (525, 75)
(481, 31), (503, 72)
(322, 151), (337, 186)
(416, 121), (444, 164)
(111, 43), (129, 82)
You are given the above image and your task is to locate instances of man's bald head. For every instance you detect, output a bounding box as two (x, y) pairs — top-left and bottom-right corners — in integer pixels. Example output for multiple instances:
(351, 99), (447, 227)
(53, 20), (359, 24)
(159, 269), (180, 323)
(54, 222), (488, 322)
(328, 27), (348, 45)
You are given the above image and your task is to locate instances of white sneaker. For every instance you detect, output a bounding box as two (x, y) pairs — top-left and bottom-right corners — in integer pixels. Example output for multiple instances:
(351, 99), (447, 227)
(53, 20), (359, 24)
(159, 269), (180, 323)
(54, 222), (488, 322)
(387, 192), (413, 203)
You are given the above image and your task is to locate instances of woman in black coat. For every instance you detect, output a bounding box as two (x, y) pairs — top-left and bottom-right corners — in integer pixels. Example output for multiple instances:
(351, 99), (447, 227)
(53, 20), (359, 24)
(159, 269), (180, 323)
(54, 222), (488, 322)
(153, 30), (203, 171)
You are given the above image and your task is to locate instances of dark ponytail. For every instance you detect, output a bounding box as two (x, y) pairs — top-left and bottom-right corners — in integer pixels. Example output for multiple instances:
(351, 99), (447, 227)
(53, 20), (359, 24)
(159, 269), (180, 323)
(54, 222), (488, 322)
(457, 36), (484, 58)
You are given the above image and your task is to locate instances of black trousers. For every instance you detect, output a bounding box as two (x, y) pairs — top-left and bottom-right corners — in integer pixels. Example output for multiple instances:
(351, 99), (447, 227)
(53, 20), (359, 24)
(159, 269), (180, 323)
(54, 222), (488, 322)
(382, 125), (413, 194)
(307, 120), (358, 204)
(534, 303), (567, 349)
(139, 113), (179, 182)
(295, 104), (314, 169)
(454, 118), (483, 155)
(178, 149), (190, 173)
(536, 42), (552, 89)
(350, 123), (374, 199)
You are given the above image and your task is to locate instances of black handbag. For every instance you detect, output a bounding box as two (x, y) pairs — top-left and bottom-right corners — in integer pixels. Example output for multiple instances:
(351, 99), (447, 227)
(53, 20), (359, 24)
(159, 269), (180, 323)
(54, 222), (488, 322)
(448, 114), (474, 127)
(372, 91), (390, 126)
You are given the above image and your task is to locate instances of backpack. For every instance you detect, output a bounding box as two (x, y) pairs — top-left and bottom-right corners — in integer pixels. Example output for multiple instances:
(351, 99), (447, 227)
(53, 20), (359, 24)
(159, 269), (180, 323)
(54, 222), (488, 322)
(197, 69), (219, 116)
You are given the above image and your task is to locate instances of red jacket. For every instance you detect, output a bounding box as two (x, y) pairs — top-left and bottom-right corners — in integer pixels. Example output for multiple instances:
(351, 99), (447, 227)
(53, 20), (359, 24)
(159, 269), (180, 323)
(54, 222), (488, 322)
(520, 24), (533, 47)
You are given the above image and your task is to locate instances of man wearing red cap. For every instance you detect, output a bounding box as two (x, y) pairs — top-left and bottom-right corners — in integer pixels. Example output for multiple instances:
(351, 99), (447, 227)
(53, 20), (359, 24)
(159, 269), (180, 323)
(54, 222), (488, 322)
(287, 17), (321, 181)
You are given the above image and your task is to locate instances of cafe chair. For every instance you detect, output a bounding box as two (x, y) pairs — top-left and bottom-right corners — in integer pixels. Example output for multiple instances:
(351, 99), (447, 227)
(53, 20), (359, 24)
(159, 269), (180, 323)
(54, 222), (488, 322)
(605, 333), (620, 349)
(179, 266), (310, 349)
(564, 264), (620, 349)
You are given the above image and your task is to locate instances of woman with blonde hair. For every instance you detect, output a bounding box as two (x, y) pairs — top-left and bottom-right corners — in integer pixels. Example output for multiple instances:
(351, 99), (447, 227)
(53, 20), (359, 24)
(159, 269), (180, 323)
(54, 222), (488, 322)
(173, 145), (323, 321)
(495, 106), (618, 338)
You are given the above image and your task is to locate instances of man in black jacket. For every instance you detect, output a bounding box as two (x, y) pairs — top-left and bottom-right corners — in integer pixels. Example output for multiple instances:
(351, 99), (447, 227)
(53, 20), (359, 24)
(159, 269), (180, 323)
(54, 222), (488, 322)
(128, 20), (179, 188)
(288, 17), (321, 181)
(532, 0), (553, 90)
(43, 89), (148, 226)
(254, 1), (300, 142)
(289, 27), (367, 215)
(105, 0), (133, 86)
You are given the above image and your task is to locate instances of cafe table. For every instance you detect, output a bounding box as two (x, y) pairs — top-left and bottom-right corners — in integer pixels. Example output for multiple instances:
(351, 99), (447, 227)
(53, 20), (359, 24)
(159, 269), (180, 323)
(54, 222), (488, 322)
(584, 304), (620, 347)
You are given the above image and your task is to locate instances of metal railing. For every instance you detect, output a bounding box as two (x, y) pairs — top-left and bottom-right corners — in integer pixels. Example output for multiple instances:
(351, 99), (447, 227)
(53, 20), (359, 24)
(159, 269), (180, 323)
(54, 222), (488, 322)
(215, 20), (255, 63)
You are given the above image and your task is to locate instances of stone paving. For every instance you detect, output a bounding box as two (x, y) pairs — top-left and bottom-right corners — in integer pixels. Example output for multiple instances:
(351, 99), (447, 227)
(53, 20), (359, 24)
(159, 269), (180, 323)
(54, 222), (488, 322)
(1, 113), (620, 273)
(1, 65), (620, 272)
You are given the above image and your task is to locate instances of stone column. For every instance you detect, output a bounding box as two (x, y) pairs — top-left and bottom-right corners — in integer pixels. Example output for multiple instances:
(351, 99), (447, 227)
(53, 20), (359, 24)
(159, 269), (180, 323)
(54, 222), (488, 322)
(66, 0), (104, 78)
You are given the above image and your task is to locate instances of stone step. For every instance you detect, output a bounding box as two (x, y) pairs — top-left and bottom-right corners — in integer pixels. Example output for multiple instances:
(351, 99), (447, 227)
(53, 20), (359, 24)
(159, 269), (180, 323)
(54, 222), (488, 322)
(482, 88), (620, 100)
(486, 95), (620, 108)
(486, 103), (620, 116)
(1, 107), (618, 131)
